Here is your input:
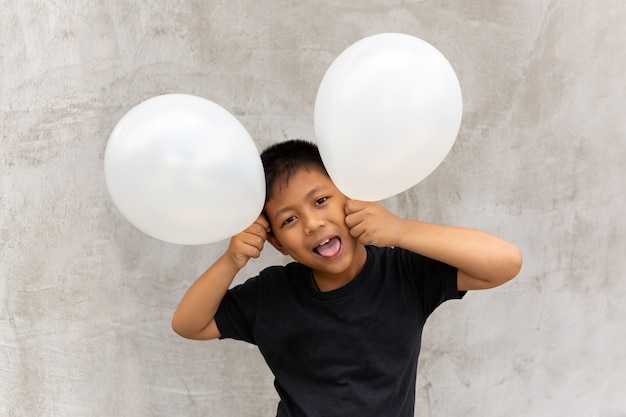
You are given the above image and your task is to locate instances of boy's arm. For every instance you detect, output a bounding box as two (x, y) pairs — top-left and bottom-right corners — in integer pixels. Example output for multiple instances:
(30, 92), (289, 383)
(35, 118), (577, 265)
(171, 215), (270, 340)
(344, 200), (522, 291)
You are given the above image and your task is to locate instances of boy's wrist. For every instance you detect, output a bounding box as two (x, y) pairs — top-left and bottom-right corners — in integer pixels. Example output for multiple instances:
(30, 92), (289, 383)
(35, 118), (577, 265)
(219, 252), (247, 276)
(392, 219), (424, 250)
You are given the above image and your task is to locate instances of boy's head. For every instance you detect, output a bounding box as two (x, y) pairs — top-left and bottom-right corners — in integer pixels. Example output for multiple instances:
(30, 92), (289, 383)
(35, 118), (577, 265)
(259, 140), (365, 280)
(260, 139), (329, 203)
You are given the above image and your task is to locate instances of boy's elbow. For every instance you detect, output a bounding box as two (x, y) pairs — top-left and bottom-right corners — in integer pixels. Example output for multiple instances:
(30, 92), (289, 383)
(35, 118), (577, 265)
(171, 313), (220, 340)
(171, 315), (189, 338)
(500, 244), (523, 284)
(483, 244), (523, 289)
(171, 312), (196, 339)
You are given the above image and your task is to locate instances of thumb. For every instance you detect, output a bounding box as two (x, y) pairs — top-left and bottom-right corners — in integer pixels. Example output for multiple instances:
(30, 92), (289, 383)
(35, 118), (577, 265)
(345, 199), (367, 215)
(345, 199), (359, 215)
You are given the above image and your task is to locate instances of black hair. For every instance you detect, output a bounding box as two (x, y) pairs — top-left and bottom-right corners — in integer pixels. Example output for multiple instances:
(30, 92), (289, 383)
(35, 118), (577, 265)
(260, 139), (328, 202)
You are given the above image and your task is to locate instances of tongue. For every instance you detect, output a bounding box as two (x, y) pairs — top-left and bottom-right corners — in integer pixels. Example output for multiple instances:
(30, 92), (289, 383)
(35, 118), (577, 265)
(316, 237), (341, 258)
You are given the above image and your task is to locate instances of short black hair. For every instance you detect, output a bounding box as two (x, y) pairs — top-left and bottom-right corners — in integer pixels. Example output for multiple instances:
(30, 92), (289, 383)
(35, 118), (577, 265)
(260, 139), (328, 202)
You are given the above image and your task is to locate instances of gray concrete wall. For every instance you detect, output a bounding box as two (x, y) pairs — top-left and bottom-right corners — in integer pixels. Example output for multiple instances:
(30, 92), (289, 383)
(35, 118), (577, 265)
(1, 1), (624, 416)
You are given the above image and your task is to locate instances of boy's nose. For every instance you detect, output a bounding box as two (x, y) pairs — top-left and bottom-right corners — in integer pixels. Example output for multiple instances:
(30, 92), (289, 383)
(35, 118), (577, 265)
(303, 214), (324, 235)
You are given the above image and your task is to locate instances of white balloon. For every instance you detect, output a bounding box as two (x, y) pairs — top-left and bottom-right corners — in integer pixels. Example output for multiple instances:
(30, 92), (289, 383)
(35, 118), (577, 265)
(314, 33), (463, 201)
(104, 94), (265, 245)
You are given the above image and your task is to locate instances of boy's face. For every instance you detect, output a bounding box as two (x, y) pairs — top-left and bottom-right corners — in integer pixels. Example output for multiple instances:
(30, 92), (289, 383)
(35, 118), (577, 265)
(264, 168), (367, 283)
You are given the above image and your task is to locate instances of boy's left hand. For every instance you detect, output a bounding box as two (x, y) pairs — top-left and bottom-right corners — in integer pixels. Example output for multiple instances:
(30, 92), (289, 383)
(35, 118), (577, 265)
(344, 200), (404, 247)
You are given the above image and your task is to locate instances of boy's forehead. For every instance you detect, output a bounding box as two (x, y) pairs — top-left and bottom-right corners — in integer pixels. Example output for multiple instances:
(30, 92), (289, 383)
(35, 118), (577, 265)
(270, 167), (328, 193)
(265, 167), (334, 206)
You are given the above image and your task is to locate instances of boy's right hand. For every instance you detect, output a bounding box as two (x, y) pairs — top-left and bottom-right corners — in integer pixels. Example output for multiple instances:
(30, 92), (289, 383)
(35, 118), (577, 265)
(172, 214), (271, 341)
(225, 215), (271, 270)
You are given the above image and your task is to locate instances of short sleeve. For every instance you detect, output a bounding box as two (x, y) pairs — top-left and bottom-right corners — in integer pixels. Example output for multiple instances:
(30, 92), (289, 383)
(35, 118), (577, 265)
(397, 248), (465, 318)
(214, 276), (260, 344)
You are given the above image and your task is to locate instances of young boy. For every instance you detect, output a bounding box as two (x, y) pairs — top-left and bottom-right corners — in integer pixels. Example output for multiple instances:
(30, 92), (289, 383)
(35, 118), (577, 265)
(172, 139), (522, 417)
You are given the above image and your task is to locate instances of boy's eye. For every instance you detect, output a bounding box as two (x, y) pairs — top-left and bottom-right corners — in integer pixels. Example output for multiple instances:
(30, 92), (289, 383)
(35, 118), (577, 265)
(315, 197), (328, 206)
(282, 216), (297, 226)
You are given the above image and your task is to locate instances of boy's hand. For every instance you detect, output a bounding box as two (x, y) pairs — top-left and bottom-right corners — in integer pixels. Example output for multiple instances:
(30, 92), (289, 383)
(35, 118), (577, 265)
(344, 200), (404, 247)
(225, 215), (270, 270)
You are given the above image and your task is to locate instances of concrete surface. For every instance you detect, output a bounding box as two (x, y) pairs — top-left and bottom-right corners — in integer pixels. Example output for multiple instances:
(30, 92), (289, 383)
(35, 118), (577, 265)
(1, 1), (625, 416)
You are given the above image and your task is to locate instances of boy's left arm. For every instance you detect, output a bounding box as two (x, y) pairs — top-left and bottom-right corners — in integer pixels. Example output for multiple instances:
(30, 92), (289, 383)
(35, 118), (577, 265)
(344, 200), (522, 290)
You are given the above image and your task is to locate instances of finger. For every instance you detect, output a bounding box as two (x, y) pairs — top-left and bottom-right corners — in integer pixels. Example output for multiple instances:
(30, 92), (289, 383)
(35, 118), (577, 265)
(229, 238), (259, 263)
(236, 243), (262, 260)
(344, 199), (359, 215)
(345, 201), (371, 227)
(247, 217), (270, 237)
(347, 216), (367, 238)
(247, 243), (264, 258)
(344, 211), (362, 229)
(239, 232), (266, 253)
(248, 227), (268, 246)
(348, 226), (361, 240)
(255, 214), (270, 231)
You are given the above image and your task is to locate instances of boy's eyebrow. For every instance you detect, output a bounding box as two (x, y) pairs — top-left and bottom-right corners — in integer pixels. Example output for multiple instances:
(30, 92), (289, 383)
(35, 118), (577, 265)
(271, 186), (326, 222)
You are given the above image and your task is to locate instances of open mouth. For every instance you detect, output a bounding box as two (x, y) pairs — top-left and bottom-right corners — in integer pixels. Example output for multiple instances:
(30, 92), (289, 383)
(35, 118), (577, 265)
(313, 237), (342, 258)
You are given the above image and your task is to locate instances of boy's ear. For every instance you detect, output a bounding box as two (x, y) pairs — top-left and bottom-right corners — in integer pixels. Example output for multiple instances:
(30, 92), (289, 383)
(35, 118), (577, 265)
(267, 232), (288, 256)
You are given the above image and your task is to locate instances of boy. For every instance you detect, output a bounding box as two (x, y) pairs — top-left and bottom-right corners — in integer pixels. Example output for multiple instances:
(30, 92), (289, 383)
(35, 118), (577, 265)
(172, 139), (522, 416)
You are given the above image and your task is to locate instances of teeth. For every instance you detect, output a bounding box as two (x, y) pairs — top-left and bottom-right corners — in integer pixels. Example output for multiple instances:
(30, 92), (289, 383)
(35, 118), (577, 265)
(319, 239), (330, 246)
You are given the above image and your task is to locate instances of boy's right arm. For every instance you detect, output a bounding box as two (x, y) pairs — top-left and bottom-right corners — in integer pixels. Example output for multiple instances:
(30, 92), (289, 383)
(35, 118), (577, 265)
(171, 215), (270, 340)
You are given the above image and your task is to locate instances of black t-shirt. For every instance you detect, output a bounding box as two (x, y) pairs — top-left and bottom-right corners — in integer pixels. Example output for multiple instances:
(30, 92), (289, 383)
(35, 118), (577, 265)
(215, 245), (463, 417)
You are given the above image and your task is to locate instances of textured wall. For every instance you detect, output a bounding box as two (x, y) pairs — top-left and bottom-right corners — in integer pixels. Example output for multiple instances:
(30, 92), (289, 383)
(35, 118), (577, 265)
(1, 1), (625, 416)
